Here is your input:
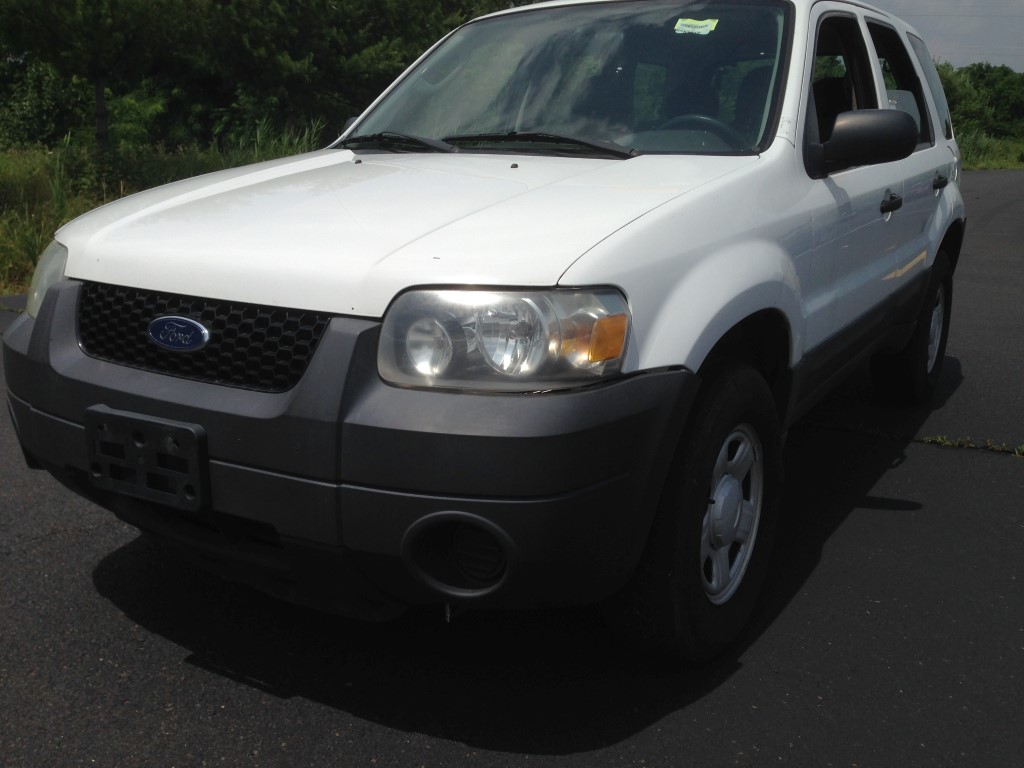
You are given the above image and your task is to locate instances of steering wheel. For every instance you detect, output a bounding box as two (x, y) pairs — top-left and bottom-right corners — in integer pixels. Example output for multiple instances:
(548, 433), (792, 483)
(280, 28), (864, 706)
(656, 114), (746, 149)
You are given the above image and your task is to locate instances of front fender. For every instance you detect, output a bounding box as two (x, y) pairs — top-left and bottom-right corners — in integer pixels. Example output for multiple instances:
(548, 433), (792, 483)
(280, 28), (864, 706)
(638, 240), (804, 372)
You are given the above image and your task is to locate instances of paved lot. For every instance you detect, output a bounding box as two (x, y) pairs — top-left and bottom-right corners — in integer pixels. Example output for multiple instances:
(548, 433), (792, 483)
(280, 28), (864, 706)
(1, 171), (1022, 767)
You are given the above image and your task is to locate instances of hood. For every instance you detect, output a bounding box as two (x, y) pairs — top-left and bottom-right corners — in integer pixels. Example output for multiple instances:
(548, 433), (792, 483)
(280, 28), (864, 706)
(59, 148), (755, 317)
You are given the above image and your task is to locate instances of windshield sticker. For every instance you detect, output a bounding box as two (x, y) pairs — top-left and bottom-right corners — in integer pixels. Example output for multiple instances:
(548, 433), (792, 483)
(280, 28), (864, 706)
(674, 19), (719, 35)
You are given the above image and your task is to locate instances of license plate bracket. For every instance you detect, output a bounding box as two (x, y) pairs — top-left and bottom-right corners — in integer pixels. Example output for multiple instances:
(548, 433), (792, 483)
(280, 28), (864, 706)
(85, 405), (208, 512)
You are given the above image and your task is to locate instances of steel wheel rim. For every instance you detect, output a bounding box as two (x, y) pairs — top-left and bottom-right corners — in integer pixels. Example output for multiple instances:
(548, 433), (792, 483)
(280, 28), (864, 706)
(927, 282), (946, 374)
(700, 424), (764, 605)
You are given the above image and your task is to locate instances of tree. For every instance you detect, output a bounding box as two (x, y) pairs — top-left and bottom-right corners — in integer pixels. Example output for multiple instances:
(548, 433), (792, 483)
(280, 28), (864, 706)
(0, 43), (89, 148)
(0, 0), (202, 152)
(936, 61), (994, 135)
(935, 61), (1024, 140)
(957, 63), (1024, 139)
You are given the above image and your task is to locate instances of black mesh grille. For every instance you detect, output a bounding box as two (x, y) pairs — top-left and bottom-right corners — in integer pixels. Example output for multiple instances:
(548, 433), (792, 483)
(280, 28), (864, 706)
(77, 282), (333, 392)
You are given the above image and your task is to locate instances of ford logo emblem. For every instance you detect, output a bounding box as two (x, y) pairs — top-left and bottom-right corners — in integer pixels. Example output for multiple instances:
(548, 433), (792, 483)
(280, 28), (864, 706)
(147, 316), (210, 352)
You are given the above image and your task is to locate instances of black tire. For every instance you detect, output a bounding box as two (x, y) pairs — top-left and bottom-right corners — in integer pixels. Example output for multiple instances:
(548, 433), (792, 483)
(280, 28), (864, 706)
(871, 253), (953, 406)
(611, 361), (782, 661)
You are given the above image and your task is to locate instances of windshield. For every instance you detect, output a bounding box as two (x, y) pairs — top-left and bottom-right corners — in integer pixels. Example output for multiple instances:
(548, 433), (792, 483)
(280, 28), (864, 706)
(347, 0), (791, 156)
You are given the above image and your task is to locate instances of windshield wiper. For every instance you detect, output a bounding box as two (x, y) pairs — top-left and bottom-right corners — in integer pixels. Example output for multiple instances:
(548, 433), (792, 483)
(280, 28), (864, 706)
(444, 131), (638, 159)
(336, 131), (458, 153)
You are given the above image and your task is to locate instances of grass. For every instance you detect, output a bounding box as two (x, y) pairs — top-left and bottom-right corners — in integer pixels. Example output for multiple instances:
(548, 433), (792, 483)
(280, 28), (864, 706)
(1, 206), (70, 293)
(0, 119), (327, 294)
(0, 146), (95, 293)
(923, 435), (1024, 458)
(957, 130), (1024, 170)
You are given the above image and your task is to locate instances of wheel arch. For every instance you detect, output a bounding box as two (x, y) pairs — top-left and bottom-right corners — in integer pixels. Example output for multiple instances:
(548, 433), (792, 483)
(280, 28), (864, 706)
(938, 218), (966, 274)
(700, 310), (794, 423)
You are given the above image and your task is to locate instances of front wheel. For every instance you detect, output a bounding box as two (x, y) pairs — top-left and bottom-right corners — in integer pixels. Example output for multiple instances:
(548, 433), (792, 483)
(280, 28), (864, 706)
(611, 362), (782, 660)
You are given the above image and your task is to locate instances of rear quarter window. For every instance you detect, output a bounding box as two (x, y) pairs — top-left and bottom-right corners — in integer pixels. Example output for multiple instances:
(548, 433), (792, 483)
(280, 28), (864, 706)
(908, 32), (954, 140)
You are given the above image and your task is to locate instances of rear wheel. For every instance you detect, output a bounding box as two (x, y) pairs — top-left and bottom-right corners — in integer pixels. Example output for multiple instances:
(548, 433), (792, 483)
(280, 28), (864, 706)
(612, 361), (782, 660)
(872, 253), (953, 406)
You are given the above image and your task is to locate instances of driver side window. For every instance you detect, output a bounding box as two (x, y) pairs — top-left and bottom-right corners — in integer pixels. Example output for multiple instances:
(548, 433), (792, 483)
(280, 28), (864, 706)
(808, 15), (877, 144)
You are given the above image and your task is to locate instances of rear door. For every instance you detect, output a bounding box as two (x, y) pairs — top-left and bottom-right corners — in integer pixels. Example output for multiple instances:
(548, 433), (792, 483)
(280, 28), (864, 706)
(863, 18), (955, 289)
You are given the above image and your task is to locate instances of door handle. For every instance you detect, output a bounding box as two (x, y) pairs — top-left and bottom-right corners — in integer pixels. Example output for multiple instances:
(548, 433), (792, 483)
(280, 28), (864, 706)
(880, 193), (903, 214)
(933, 174), (949, 190)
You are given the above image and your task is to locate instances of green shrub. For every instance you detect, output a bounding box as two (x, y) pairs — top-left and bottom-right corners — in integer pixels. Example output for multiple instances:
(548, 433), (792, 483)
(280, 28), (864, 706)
(0, 61), (90, 150)
(0, 149), (56, 212)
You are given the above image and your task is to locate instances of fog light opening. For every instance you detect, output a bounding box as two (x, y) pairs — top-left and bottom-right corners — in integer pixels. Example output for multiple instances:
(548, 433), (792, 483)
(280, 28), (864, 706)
(404, 515), (511, 596)
(450, 523), (506, 586)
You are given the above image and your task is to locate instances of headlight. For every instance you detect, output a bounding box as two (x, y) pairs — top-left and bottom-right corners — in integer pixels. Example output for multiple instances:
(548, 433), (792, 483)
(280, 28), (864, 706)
(378, 288), (631, 391)
(27, 241), (69, 318)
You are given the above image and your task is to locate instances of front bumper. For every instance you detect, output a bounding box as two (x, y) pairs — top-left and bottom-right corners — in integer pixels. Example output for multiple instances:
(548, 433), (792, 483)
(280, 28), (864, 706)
(3, 282), (697, 617)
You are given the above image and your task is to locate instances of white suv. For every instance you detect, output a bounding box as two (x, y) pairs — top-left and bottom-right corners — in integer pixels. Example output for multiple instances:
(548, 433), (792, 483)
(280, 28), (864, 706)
(3, 0), (965, 659)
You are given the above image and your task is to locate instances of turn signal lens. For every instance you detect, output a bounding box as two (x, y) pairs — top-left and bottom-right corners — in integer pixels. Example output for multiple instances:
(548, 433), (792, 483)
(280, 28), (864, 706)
(589, 314), (628, 363)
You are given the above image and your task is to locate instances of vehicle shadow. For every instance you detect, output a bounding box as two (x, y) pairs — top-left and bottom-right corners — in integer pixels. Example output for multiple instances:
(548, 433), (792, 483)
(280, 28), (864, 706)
(91, 358), (963, 754)
(756, 357), (962, 628)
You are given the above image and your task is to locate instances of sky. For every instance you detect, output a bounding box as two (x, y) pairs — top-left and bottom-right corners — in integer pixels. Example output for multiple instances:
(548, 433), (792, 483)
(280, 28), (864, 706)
(872, 0), (1024, 71)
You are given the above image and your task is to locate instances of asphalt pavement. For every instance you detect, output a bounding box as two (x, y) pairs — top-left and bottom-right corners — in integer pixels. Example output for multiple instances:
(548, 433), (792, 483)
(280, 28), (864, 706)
(1, 171), (1022, 767)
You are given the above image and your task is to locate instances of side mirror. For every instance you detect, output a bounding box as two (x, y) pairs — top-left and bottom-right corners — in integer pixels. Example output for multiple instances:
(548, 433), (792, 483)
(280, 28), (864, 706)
(807, 109), (918, 178)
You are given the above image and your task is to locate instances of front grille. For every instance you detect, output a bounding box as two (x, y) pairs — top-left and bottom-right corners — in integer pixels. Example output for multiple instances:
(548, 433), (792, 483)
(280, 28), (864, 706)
(78, 282), (333, 392)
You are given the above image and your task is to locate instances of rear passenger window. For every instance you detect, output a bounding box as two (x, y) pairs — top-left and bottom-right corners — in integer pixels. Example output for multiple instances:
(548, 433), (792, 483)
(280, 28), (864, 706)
(867, 23), (932, 146)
